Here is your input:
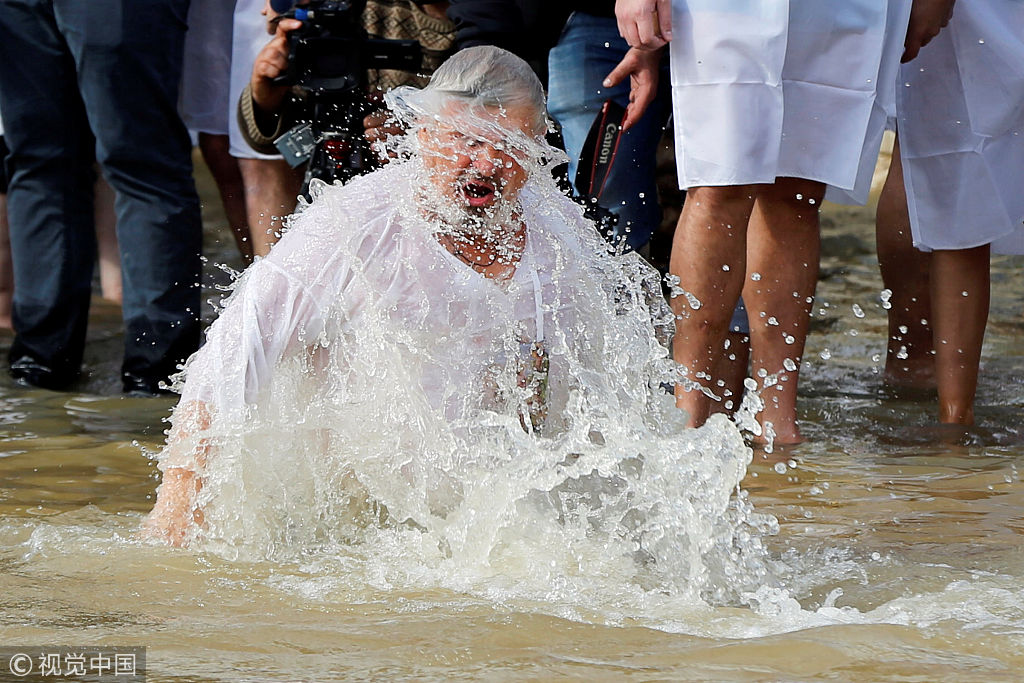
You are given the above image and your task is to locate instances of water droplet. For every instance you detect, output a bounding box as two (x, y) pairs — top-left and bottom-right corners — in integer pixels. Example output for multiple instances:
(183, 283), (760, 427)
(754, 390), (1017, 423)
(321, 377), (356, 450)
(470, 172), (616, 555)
(852, 304), (865, 318)
(783, 334), (795, 344)
(898, 325), (908, 334)
(820, 349), (832, 360)
(961, 290), (969, 297)
(978, 39), (985, 44)
(722, 264), (730, 271)
(896, 345), (908, 360)
(783, 358), (797, 372)
(767, 316), (779, 326)
(871, 552), (881, 561)
(774, 462), (787, 474)
(744, 377), (758, 392)
(751, 272), (762, 281)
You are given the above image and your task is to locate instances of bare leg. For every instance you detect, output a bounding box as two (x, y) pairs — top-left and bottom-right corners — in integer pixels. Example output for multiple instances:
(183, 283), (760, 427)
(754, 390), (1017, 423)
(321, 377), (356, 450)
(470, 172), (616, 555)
(930, 246), (990, 424)
(198, 133), (252, 263)
(742, 178), (823, 444)
(670, 185), (758, 427)
(709, 330), (751, 416)
(0, 189), (12, 330)
(876, 136), (935, 389)
(93, 173), (122, 304)
(237, 157), (302, 258)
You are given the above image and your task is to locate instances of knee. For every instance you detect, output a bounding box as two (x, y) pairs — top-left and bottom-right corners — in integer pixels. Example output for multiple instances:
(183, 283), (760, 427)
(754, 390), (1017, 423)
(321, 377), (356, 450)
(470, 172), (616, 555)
(760, 178), (826, 209)
(686, 185), (760, 212)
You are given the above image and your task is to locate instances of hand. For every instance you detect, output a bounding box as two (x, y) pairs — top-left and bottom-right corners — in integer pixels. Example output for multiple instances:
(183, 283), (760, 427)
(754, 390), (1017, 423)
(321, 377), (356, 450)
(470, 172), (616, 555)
(363, 108), (407, 163)
(250, 17), (304, 113)
(140, 467), (203, 548)
(262, 0), (284, 34)
(902, 0), (955, 62)
(603, 47), (663, 131)
(417, 1), (450, 21)
(616, 0), (673, 50)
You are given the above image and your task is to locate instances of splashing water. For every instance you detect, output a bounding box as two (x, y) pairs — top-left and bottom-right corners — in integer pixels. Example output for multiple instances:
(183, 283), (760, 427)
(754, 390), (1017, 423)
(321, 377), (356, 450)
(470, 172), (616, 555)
(149, 49), (783, 615)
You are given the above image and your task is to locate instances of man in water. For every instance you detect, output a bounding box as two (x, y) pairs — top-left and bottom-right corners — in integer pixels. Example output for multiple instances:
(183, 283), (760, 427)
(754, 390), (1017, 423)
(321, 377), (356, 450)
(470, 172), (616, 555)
(143, 46), (676, 549)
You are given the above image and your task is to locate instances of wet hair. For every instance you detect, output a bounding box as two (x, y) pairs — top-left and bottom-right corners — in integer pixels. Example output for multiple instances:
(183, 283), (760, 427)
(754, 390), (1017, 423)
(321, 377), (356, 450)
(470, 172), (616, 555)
(385, 45), (548, 138)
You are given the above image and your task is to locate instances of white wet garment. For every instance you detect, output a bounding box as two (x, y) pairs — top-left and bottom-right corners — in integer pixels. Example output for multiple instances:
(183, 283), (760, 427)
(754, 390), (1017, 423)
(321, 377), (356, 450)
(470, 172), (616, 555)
(897, 0), (1024, 254)
(668, 0), (910, 204)
(155, 159), (699, 552)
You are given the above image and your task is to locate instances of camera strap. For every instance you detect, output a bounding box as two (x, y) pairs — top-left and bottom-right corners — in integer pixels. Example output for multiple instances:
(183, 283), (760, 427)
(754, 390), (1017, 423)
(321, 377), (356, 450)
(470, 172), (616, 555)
(573, 99), (627, 202)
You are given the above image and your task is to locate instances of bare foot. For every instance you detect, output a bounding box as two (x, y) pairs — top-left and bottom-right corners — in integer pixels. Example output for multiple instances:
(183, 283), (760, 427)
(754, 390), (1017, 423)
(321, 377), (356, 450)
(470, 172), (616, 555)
(752, 421), (804, 447)
(750, 440), (803, 463)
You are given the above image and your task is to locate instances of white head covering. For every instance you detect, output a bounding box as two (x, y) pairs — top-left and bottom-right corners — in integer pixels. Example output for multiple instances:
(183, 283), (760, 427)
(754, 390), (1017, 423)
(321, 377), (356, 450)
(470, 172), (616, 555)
(385, 46), (556, 165)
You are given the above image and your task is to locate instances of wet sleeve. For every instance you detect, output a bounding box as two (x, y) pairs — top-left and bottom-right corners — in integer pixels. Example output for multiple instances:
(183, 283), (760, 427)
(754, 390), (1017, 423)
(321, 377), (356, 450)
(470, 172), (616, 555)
(176, 254), (327, 423)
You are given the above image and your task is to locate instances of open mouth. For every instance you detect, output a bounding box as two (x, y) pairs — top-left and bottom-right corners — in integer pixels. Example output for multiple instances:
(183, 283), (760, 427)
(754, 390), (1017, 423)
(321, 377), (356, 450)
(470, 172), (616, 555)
(462, 179), (496, 207)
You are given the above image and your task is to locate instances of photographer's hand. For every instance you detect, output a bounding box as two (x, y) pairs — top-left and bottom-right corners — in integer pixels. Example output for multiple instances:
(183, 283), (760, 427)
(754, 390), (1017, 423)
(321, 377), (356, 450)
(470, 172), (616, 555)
(363, 92), (407, 164)
(251, 17), (303, 113)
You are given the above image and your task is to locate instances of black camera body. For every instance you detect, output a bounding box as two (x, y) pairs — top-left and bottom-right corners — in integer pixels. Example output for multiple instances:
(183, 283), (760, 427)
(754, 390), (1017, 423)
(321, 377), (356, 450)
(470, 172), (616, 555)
(273, 0), (422, 187)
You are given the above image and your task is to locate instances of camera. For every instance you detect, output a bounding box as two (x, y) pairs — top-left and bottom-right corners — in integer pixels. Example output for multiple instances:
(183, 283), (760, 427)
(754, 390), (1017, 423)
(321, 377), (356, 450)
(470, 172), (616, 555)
(271, 0), (422, 187)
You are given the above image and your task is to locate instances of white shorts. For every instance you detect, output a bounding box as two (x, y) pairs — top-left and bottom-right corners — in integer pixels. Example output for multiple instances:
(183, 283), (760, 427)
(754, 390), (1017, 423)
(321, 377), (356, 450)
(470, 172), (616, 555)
(229, 0), (284, 160)
(898, 0), (1024, 254)
(669, 0), (910, 205)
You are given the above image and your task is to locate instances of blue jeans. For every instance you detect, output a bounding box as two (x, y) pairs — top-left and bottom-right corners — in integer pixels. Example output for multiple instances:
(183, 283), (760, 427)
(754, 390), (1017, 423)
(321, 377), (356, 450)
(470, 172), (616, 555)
(0, 0), (202, 388)
(548, 12), (672, 251)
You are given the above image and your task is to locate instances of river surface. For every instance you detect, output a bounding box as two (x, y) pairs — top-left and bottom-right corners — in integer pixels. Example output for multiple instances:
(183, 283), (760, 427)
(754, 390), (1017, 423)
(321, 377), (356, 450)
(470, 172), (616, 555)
(1, 150), (1023, 681)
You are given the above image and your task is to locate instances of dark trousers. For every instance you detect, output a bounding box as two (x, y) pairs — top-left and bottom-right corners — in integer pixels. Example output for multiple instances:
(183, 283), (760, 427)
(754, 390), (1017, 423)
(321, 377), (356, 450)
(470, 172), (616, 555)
(0, 0), (202, 387)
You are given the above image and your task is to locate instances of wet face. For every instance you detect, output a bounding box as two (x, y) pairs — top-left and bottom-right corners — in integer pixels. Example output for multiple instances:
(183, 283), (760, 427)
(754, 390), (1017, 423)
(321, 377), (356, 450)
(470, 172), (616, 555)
(418, 103), (540, 218)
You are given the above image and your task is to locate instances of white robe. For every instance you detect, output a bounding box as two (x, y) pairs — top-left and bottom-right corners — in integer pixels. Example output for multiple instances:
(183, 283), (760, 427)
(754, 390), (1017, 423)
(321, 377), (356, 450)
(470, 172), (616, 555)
(669, 0), (910, 204)
(160, 160), (672, 471)
(897, 0), (1024, 254)
(151, 161), (756, 562)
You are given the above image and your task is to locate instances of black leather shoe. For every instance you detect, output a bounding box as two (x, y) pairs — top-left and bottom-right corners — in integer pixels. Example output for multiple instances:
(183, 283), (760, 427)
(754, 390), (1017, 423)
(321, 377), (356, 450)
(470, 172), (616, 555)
(122, 372), (175, 397)
(9, 357), (77, 391)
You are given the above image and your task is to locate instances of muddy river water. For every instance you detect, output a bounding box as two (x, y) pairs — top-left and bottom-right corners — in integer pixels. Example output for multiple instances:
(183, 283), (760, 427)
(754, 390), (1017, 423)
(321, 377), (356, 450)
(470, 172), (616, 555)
(1, 151), (1022, 681)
